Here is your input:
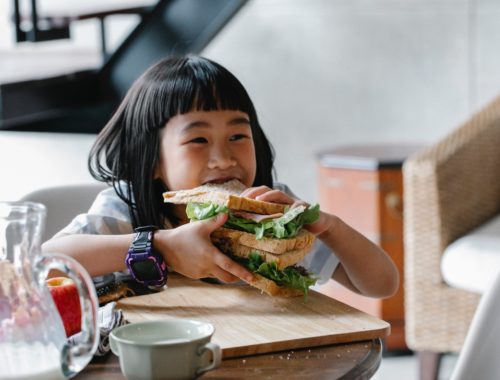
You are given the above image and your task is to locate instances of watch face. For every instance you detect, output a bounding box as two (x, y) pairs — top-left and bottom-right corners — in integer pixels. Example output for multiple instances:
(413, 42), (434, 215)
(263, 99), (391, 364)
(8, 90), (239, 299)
(130, 259), (162, 282)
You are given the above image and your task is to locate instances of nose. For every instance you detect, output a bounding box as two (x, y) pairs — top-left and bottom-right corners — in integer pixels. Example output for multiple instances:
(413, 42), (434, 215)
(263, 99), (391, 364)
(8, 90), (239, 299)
(207, 143), (237, 170)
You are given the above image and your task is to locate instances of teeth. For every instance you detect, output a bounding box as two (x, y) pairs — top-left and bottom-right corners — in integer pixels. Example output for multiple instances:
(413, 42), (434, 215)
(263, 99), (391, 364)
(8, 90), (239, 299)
(208, 178), (233, 184)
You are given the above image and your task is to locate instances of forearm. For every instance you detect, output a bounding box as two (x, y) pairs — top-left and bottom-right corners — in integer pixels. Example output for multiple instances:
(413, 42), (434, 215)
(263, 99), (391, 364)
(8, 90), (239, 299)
(41, 216), (253, 284)
(42, 234), (134, 277)
(319, 215), (399, 298)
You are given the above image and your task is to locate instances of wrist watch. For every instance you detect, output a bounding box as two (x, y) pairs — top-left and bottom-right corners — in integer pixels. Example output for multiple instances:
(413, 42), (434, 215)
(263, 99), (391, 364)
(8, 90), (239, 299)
(126, 225), (167, 287)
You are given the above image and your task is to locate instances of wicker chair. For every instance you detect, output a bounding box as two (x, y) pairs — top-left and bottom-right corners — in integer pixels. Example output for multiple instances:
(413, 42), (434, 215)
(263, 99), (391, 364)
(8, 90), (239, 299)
(403, 95), (500, 380)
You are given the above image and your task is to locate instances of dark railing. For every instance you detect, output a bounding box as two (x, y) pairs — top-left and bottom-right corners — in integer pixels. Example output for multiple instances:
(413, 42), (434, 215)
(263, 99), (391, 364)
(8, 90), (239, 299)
(1, 0), (247, 133)
(12, 0), (154, 61)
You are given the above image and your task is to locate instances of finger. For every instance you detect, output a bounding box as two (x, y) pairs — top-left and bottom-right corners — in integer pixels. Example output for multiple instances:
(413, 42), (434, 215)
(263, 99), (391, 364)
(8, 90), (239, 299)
(209, 267), (241, 283)
(304, 211), (330, 235)
(197, 212), (228, 234)
(303, 224), (320, 235)
(291, 199), (310, 208)
(240, 186), (272, 199)
(255, 189), (294, 204)
(213, 252), (253, 282)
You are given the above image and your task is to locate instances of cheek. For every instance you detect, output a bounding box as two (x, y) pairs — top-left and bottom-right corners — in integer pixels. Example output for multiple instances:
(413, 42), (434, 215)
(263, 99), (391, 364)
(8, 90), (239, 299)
(163, 148), (206, 189)
(238, 144), (257, 177)
(247, 146), (257, 169)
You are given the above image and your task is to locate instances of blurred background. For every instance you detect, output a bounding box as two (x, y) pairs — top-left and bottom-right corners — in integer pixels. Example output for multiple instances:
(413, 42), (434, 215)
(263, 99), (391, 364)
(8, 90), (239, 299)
(2, 0), (500, 203)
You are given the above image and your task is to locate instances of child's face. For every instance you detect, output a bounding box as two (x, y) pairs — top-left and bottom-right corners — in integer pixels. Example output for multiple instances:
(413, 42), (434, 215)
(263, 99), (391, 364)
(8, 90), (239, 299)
(156, 109), (257, 191)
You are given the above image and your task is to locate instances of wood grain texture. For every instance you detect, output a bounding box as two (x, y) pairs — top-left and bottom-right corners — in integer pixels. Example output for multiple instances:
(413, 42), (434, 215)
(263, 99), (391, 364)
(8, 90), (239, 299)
(75, 339), (383, 380)
(117, 274), (390, 358)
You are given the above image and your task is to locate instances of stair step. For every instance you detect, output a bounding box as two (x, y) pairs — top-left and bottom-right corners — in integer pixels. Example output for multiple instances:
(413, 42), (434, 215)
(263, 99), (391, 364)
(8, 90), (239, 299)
(15, 0), (156, 21)
(0, 46), (101, 84)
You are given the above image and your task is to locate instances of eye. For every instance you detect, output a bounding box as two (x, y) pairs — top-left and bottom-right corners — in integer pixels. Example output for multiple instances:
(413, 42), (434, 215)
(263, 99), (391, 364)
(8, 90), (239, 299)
(229, 134), (249, 142)
(188, 137), (208, 144)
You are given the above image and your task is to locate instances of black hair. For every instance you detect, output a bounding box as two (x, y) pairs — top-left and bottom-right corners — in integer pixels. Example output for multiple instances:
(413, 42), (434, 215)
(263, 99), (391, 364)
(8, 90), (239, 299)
(88, 55), (275, 228)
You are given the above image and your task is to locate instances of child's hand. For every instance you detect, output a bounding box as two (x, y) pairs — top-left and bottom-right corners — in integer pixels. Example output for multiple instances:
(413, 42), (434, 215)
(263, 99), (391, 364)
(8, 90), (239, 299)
(154, 213), (253, 283)
(303, 211), (336, 237)
(242, 186), (334, 237)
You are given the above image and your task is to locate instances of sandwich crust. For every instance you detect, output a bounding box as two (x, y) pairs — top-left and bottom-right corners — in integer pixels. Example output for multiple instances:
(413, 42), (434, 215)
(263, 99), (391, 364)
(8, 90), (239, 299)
(212, 233), (313, 270)
(163, 180), (286, 214)
(249, 274), (304, 297)
(212, 227), (315, 255)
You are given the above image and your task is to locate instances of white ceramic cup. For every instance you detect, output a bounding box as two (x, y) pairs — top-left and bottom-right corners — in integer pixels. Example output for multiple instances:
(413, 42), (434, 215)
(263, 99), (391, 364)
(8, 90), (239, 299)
(110, 319), (221, 380)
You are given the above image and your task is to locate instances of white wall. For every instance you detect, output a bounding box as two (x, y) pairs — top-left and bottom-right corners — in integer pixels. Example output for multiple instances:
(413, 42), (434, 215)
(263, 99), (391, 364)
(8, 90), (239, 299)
(0, 132), (97, 201)
(203, 0), (500, 201)
(2, 0), (500, 202)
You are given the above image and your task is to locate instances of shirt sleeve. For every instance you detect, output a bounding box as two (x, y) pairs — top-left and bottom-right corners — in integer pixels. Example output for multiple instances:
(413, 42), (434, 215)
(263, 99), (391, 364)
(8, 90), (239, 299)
(53, 186), (134, 238)
(298, 240), (339, 285)
(273, 182), (339, 284)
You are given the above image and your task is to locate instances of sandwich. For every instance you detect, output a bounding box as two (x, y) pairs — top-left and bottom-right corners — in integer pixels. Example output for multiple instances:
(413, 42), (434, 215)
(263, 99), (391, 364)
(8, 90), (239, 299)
(163, 180), (320, 297)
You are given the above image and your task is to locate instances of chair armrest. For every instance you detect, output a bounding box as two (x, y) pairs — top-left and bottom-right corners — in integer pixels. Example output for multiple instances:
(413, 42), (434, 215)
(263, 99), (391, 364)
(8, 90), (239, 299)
(403, 95), (500, 352)
(404, 96), (500, 253)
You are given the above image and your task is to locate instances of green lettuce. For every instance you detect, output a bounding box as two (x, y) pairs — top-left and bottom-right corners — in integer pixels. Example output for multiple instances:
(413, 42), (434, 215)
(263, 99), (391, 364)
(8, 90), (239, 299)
(186, 202), (320, 240)
(235, 252), (317, 297)
(186, 202), (228, 220)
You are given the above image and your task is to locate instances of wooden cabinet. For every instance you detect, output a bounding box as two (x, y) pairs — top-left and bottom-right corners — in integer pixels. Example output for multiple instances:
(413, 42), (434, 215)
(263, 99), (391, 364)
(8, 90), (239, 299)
(315, 144), (420, 351)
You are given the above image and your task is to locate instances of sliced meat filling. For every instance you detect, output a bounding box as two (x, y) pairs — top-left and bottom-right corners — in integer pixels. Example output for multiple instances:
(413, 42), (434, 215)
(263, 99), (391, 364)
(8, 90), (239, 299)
(231, 210), (283, 223)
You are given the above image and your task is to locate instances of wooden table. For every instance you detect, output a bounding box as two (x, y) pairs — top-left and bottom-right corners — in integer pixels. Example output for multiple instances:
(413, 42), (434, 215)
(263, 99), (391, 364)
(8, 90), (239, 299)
(80, 275), (388, 379)
(76, 338), (382, 379)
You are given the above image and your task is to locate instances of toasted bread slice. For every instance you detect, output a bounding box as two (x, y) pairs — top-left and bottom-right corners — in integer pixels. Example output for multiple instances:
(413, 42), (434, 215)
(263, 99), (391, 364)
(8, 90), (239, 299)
(212, 227), (315, 255)
(249, 274), (304, 297)
(163, 180), (286, 215)
(212, 233), (312, 270)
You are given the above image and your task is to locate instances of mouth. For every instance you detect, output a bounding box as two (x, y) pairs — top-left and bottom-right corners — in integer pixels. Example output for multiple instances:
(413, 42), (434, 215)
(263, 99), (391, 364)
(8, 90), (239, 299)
(203, 177), (240, 185)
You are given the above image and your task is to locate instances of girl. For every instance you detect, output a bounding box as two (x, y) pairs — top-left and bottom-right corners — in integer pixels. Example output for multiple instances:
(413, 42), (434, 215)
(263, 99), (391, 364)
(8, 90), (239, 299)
(43, 55), (398, 298)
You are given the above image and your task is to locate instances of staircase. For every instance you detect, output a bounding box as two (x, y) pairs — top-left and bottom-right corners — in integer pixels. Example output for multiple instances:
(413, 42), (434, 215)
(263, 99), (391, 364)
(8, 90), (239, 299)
(0, 0), (247, 133)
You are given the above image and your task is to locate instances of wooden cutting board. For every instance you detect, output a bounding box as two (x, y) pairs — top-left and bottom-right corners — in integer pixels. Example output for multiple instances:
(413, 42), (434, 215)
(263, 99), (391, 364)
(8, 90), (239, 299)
(117, 274), (390, 358)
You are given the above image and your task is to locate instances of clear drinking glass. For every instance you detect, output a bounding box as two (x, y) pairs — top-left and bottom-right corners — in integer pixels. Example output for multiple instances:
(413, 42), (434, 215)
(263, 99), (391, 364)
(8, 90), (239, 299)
(0, 201), (99, 379)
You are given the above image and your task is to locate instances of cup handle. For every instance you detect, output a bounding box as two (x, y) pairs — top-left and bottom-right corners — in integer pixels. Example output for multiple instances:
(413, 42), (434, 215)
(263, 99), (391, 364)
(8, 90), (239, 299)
(36, 253), (99, 378)
(196, 342), (222, 375)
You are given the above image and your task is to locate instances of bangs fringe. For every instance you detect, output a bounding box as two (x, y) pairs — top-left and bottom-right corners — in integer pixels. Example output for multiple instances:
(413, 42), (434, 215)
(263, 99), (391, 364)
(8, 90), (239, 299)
(163, 57), (253, 121)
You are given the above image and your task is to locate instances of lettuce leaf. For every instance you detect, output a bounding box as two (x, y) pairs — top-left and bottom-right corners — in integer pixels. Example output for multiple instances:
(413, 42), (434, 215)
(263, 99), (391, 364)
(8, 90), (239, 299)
(236, 252), (318, 297)
(186, 202), (320, 240)
(186, 202), (228, 220)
